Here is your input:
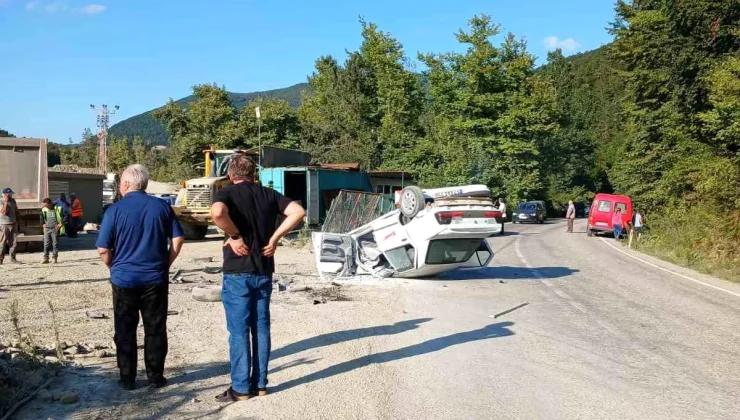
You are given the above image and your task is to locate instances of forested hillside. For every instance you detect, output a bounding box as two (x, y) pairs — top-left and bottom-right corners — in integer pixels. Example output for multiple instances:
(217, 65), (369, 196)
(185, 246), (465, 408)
(59, 2), (739, 279)
(107, 83), (307, 146)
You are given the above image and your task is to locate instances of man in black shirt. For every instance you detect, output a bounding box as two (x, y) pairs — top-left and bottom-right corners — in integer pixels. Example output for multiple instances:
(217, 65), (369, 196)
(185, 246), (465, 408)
(211, 155), (305, 402)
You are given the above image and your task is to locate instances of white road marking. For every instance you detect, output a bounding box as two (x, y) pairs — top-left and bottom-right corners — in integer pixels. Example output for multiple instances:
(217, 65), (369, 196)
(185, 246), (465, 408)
(599, 238), (740, 300)
(514, 237), (587, 314)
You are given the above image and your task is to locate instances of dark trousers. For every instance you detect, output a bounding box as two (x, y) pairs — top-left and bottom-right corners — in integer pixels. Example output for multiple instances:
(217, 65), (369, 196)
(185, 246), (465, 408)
(68, 217), (80, 237)
(112, 282), (169, 383)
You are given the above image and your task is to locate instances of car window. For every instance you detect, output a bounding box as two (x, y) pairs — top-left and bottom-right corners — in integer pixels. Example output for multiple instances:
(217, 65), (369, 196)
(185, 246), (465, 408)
(425, 239), (482, 265)
(385, 246), (414, 272)
(615, 202), (627, 214)
(597, 200), (611, 212)
(517, 204), (535, 211)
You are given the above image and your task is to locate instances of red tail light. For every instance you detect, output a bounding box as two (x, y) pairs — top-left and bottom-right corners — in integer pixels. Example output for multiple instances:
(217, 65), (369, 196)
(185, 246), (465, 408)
(435, 211), (465, 224)
(484, 211), (502, 218)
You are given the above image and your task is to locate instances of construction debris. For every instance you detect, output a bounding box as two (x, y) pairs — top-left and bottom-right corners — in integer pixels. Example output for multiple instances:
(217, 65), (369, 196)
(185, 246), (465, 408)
(491, 302), (529, 319)
(84, 311), (108, 320)
(49, 165), (102, 174)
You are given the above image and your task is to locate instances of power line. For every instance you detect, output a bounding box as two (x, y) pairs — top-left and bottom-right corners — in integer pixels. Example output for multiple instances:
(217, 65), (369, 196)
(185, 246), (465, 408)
(90, 104), (119, 173)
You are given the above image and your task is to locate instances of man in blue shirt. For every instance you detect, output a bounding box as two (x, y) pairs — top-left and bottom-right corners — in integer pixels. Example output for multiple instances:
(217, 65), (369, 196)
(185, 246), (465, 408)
(96, 164), (184, 391)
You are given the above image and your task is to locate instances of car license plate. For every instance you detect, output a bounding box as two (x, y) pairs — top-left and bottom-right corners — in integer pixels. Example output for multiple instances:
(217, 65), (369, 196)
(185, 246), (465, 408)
(519, 214), (527, 219)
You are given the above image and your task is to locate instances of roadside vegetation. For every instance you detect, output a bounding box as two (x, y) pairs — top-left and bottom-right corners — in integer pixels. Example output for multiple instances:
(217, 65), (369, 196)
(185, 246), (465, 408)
(14, 1), (736, 281)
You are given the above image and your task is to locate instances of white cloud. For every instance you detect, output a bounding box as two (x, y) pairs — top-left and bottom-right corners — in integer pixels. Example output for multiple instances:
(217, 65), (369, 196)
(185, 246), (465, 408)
(543, 36), (582, 53)
(43, 1), (67, 13)
(25, 1), (105, 14)
(80, 4), (105, 14)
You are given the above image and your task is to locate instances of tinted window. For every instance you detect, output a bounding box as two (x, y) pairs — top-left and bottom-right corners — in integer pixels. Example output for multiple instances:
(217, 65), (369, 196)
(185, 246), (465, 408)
(517, 204), (535, 211)
(426, 239), (482, 264)
(597, 200), (611, 212)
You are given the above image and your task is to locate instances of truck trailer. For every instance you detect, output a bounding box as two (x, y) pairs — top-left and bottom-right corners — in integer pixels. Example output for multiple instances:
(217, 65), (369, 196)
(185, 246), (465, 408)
(0, 137), (49, 251)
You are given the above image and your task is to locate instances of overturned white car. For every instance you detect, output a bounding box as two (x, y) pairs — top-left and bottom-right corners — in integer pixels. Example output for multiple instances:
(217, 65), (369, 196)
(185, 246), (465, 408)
(313, 185), (501, 279)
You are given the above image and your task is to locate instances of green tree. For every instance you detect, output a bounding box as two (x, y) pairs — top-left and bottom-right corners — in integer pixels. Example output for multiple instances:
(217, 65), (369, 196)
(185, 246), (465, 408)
(154, 84), (242, 179)
(415, 15), (559, 202)
(0, 128), (15, 137)
(238, 98), (301, 150)
(107, 135), (133, 173)
(608, 0), (740, 277)
(358, 19), (424, 169)
(61, 128), (98, 168)
(299, 53), (381, 168)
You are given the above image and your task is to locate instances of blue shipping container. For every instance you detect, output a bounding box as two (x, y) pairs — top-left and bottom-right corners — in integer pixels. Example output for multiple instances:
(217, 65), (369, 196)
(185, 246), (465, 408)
(259, 167), (372, 224)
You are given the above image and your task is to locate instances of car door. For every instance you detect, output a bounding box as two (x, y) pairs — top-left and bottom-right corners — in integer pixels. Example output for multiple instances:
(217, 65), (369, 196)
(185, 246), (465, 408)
(312, 232), (354, 276)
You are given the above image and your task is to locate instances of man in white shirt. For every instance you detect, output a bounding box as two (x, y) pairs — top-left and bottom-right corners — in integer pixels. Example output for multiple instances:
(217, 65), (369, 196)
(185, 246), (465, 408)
(629, 209), (644, 248)
(566, 200), (576, 233)
(498, 198), (507, 235)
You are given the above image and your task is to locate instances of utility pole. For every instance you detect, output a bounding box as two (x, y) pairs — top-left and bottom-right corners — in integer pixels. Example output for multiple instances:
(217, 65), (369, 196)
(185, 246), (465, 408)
(90, 104), (119, 173)
(255, 106), (262, 169)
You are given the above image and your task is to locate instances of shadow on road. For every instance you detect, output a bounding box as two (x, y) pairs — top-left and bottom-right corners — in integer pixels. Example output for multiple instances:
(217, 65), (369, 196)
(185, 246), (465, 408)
(273, 322), (515, 393)
(439, 266), (579, 280)
(271, 318), (433, 361)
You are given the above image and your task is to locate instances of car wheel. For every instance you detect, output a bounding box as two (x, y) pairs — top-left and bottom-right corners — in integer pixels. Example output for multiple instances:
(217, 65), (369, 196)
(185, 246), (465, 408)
(192, 285), (222, 302)
(399, 186), (425, 219)
(587, 227), (593, 237)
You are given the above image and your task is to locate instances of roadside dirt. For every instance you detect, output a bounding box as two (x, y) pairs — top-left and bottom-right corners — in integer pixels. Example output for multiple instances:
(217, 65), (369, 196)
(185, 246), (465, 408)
(0, 232), (385, 419)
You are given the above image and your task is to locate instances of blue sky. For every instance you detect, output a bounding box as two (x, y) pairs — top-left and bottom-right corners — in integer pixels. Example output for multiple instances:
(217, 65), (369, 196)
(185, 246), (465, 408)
(0, 0), (616, 144)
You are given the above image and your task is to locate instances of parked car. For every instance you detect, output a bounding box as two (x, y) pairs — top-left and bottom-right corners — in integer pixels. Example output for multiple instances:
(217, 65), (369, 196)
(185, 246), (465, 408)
(314, 186), (500, 279)
(512, 202), (546, 224)
(586, 193), (633, 237)
(532, 200), (548, 220)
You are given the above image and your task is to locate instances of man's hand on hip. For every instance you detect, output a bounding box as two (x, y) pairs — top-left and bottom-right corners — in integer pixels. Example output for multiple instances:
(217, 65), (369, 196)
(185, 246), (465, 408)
(224, 237), (249, 256)
(262, 239), (277, 257)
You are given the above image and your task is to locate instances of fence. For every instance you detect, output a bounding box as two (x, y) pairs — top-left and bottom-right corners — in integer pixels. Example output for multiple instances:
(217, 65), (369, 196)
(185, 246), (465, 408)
(322, 190), (396, 233)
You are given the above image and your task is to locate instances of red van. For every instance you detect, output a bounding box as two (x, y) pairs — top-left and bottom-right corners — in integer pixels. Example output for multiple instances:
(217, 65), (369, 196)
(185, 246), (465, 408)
(586, 193), (633, 237)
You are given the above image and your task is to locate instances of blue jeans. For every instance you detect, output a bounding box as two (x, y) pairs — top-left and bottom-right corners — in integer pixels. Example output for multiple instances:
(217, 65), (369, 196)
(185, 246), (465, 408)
(222, 273), (273, 393)
(613, 224), (623, 239)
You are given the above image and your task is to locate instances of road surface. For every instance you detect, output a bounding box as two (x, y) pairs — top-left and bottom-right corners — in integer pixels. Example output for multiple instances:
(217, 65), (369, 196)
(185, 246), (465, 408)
(15, 219), (740, 419)
(211, 219), (740, 419)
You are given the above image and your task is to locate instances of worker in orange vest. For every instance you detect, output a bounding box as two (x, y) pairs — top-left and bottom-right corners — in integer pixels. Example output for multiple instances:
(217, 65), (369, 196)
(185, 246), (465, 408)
(69, 192), (83, 238)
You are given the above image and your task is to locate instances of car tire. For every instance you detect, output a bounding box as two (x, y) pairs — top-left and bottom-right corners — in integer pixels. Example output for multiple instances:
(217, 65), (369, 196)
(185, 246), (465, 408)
(192, 285), (222, 302)
(586, 227), (593, 237)
(400, 186), (425, 219)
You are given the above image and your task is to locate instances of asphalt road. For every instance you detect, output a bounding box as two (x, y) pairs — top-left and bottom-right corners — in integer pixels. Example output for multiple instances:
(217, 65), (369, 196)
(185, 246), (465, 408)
(19, 219), (737, 419)
(396, 218), (740, 420)
(210, 218), (740, 419)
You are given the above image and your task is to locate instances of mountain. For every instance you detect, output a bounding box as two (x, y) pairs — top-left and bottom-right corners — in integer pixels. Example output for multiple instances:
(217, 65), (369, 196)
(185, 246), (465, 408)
(108, 83), (308, 146)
